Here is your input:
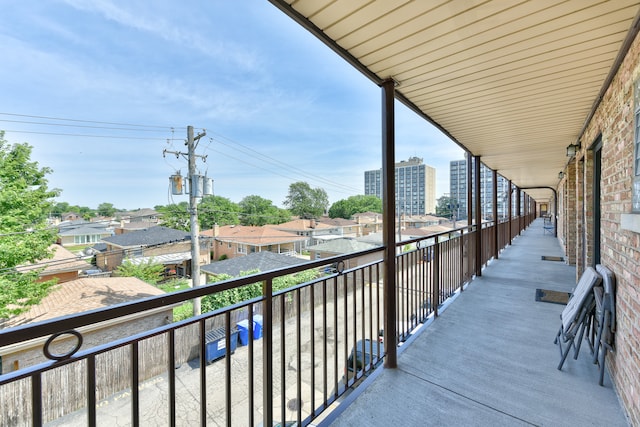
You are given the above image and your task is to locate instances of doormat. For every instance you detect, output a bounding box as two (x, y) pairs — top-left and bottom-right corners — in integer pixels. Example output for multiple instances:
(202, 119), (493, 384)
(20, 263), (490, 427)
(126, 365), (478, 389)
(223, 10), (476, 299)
(541, 255), (564, 262)
(535, 288), (571, 305)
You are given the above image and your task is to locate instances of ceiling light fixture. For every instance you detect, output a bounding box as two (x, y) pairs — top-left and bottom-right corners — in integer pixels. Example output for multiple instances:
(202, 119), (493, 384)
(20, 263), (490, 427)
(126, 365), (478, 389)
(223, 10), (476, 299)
(566, 143), (580, 157)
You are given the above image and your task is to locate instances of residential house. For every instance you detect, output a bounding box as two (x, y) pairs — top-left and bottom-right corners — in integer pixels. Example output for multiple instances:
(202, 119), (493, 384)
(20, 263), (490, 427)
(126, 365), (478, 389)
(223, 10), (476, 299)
(115, 208), (160, 224)
(267, 218), (340, 247)
(57, 220), (113, 247)
(402, 214), (447, 229)
(96, 226), (209, 276)
(316, 216), (363, 239)
(352, 211), (383, 235)
(201, 251), (309, 280)
(306, 238), (380, 269)
(113, 220), (159, 235)
(61, 212), (82, 222)
(16, 244), (91, 284)
(204, 224), (307, 260)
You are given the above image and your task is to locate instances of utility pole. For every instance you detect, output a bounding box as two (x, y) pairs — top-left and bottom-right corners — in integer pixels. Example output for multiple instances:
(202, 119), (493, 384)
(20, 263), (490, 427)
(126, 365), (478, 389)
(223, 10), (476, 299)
(188, 126), (206, 315)
(165, 125), (207, 317)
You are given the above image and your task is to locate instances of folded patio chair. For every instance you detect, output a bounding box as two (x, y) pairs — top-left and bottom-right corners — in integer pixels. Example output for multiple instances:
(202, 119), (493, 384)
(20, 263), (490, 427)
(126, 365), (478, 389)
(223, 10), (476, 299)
(555, 266), (602, 370)
(592, 264), (616, 386)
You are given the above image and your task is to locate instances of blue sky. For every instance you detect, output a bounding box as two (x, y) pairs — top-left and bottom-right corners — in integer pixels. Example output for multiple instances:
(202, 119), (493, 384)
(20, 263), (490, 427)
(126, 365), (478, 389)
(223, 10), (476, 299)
(1, 0), (464, 211)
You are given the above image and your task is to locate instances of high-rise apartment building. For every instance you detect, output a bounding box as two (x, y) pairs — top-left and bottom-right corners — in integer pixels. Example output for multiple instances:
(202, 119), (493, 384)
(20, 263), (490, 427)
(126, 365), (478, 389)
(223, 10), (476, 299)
(450, 158), (511, 220)
(364, 157), (436, 215)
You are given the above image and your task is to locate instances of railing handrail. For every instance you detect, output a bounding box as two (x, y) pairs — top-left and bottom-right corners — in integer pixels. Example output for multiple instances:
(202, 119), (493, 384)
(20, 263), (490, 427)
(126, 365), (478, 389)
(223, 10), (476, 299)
(0, 246), (384, 346)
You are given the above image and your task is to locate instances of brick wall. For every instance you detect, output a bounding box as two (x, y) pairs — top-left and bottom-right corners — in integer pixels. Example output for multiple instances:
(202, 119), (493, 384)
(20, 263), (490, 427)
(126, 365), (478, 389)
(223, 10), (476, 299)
(568, 29), (640, 426)
(565, 161), (578, 265)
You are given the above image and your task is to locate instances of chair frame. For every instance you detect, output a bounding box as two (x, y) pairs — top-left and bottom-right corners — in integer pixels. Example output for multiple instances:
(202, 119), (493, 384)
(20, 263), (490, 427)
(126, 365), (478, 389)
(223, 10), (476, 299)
(554, 266), (602, 370)
(592, 264), (616, 386)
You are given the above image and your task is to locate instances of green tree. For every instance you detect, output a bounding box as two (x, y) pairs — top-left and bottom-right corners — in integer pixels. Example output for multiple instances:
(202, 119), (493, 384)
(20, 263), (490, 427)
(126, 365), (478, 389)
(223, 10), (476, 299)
(435, 196), (457, 218)
(198, 195), (240, 229)
(155, 202), (190, 231)
(97, 202), (116, 217)
(51, 201), (70, 217)
(114, 259), (165, 285)
(239, 195), (290, 226)
(328, 194), (382, 219)
(200, 268), (319, 312)
(0, 132), (60, 318)
(283, 181), (329, 219)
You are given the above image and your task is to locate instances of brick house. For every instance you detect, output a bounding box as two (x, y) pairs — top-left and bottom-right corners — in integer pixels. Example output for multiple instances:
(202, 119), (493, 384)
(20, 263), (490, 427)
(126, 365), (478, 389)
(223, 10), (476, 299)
(267, 218), (342, 247)
(204, 224), (307, 260)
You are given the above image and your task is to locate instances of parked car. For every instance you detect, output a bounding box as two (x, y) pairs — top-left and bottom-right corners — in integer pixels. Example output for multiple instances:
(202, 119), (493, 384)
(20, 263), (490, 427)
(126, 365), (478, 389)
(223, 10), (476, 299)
(343, 339), (384, 384)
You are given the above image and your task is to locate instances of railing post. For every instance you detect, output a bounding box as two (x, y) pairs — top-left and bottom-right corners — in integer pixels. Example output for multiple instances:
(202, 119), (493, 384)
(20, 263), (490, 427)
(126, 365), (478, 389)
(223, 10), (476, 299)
(493, 169), (499, 260)
(433, 240), (440, 316)
(262, 278), (273, 426)
(381, 78), (397, 369)
(474, 155), (482, 276)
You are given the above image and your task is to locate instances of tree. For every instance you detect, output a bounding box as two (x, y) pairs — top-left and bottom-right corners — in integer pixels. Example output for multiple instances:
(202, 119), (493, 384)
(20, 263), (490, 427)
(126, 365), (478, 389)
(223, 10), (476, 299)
(435, 195), (457, 218)
(155, 202), (190, 231)
(328, 194), (382, 219)
(114, 259), (165, 285)
(0, 132), (59, 318)
(97, 202), (116, 217)
(200, 268), (319, 312)
(198, 195), (240, 229)
(283, 181), (329, 219)
(239, 195), (291, 226)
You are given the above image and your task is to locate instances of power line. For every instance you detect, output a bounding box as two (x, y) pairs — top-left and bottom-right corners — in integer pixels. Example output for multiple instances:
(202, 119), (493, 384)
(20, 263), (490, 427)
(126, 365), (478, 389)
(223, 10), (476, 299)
(208, 133), (361, 193)
(2, 130), (167, 141)
(0, 112), (177, 130)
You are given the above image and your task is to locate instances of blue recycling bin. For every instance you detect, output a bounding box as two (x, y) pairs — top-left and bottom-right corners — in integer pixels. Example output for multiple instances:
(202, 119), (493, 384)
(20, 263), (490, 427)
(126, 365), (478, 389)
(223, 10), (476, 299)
(253, 314), (263, 340)
(204, 327), (238, 364)
(237, 316), (263, 346)
(236, 319), (250, 346)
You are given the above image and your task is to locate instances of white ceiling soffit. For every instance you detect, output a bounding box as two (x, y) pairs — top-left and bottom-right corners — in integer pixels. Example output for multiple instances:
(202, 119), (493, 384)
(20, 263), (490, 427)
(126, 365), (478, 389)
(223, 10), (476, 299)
(270, 0), (640, 202)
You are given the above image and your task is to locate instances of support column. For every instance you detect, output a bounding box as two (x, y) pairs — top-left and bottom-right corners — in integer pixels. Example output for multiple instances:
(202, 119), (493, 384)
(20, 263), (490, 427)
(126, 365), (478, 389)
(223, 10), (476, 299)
(474, 156), (482, 277)
(381, 79), (397, 369)
(492, 169), (498, 259)
(466, 153), (473, 222)
(516, 187), (522, 234)
(507, 179), (513, 241)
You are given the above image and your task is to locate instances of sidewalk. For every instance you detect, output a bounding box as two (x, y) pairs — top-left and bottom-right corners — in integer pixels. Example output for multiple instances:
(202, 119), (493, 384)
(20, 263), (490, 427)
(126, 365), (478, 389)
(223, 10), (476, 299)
(327, 218), (629, 426)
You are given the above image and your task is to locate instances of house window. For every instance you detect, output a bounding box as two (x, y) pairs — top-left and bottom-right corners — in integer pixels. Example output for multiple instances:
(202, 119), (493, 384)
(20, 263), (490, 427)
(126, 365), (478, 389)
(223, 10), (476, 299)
(237, 244), (246, 254)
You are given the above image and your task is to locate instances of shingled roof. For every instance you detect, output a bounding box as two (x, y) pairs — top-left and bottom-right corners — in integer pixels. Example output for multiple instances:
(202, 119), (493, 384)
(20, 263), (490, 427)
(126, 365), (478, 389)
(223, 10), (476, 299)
(201, 251), (308, 277)
(102, 226), (189, 248)
(1, 277), (165, 329)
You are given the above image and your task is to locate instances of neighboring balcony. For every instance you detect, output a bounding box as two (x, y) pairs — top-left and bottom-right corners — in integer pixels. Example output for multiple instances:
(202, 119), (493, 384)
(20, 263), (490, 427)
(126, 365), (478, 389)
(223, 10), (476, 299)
(0, 216), (626, 426)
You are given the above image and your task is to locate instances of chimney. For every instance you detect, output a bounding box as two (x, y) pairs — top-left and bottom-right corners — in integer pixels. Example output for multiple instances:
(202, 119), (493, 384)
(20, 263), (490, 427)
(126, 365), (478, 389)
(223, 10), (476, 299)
(213, 223), (220, 237)
(310, 219), (316, 229)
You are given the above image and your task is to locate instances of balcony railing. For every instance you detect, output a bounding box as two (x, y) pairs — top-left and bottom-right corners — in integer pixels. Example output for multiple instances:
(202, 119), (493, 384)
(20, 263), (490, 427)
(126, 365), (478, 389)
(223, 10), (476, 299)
(0, 215), (533, 426)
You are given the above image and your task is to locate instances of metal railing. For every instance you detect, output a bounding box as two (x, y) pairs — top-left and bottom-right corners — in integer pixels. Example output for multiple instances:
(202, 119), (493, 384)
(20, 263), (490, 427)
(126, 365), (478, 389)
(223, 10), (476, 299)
(0, 217), (531, 426)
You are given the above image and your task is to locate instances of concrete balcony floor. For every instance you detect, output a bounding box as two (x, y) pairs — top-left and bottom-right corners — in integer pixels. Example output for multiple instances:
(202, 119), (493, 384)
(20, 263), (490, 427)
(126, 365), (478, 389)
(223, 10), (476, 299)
(327, 219), (629, 426)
